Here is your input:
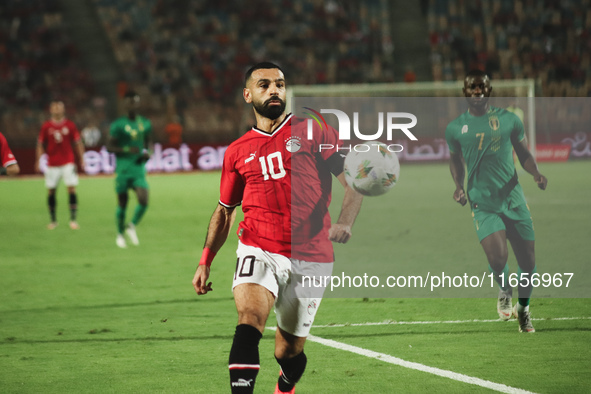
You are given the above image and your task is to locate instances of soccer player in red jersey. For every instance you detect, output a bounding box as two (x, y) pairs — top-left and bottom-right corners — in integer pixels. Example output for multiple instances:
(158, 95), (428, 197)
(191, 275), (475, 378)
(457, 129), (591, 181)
(0, 132), (20, 176)
(192, 62), (363, 394)
(35, 100), (85, 230)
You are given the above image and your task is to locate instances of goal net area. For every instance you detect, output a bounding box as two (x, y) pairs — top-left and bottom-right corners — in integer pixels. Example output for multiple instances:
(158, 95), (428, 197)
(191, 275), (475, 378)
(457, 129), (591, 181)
(286, 79), (538, 160)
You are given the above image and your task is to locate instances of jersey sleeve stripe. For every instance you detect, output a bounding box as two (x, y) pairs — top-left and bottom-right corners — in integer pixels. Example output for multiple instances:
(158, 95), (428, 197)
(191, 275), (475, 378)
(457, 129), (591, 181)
(2, 159), (17, 167)
(219, 200), (241, 208)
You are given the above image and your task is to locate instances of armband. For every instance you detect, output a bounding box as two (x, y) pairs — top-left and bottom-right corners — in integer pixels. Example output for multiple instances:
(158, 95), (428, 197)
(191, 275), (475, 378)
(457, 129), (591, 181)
(199, 247), (216, 268)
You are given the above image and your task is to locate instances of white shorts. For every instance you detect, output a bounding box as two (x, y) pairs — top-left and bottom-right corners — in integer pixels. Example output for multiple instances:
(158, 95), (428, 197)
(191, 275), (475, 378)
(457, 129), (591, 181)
(233, 241), (333, 337)
(45, 163), (79, 189)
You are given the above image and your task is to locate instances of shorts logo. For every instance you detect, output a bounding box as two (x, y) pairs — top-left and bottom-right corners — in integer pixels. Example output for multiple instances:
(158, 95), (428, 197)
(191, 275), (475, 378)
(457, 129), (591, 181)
(285, 136), (301, 153)
(461, 125), (468, 134)
(307, 300), (317, 315)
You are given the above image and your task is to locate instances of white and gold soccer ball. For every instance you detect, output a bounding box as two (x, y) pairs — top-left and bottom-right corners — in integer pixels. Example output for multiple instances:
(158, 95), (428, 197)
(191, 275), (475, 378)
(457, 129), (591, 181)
(343, 142), (400, 196)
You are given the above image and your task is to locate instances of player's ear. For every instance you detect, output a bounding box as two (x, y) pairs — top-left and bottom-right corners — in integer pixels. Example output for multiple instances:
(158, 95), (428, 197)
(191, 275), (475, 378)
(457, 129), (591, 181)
(243, 88), (252, 104)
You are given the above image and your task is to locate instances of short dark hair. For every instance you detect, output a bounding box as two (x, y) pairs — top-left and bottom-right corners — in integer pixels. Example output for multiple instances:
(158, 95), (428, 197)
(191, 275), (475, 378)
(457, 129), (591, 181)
(465, 69), (489, 80)
(244, 62), (284, 86)
(124, 90), (139, 99)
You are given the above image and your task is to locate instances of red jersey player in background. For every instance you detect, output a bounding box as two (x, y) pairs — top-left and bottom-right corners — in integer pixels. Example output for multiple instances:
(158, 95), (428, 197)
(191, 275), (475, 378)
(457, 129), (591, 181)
(0, 132), (20, 176)
(35, 100), (85, 230)
(192, 62), (363, 394)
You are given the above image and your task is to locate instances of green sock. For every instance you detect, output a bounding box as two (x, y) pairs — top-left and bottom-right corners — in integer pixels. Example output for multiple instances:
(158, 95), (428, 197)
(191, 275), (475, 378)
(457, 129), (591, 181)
(488, 264), (510, 291)
(116, 206), (126, 234)
(517, 266), (537, 307)
(131, 204), (148, 226)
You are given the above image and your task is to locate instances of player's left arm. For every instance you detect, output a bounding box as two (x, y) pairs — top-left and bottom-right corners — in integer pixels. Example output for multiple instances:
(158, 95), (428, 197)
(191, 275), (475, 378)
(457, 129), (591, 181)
(70, 123), (85, 172)
(0, 134), (19, 176)
(74, 140), (85, 173)
(329, 172), (363, 244)
(511, 130), (547, 191)
(142, 121), (154, 161)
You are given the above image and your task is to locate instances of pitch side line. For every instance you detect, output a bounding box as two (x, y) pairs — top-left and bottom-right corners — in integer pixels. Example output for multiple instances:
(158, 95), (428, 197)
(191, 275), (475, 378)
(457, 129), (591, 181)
(305, 333), (537, 394)
(310, 316), (591, 329)
(267, 326), (537, 393)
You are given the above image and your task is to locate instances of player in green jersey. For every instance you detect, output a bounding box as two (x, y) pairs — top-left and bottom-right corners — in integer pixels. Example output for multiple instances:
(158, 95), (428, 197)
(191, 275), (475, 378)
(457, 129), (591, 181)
(107, 90), (153, 248)
(445, 70), (547, 333)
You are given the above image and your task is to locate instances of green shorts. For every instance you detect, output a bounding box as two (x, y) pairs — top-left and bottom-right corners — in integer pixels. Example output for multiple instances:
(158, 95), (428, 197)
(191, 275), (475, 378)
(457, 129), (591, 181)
(115, 172), (149, 194)
(471, 203), (535, 242)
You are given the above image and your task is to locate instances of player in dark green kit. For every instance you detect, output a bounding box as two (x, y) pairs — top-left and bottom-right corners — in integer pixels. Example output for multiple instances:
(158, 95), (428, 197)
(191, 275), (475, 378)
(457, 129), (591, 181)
(446, 70), (547, 333)
(107, 91), (153, 248)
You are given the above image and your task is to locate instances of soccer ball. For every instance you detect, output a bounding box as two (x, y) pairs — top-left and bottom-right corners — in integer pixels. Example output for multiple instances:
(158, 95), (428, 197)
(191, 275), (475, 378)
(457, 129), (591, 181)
(343, 142), (400, 196)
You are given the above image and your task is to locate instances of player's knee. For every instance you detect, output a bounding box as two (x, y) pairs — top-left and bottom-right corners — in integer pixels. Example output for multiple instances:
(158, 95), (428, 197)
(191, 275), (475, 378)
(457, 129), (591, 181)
(485, 247), (508, 269)
(118, 193), (129, 207)
(237, 312), (267, 332)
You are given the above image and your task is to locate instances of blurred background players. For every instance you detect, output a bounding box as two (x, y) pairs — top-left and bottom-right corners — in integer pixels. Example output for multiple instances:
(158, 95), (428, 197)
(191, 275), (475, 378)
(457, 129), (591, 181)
(0, 132), (20, 176)
(35, 100), (85, 230)
(446, 70), (547, 333)
(165, 115), (183, 148)
(107, 90), (153, 248)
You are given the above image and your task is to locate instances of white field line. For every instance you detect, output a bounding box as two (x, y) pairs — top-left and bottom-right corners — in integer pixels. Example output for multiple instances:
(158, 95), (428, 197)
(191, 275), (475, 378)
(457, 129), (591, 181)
(309, 316), (591, 329)
(305, 333), (538, 394)
(265, 316), (590, 393)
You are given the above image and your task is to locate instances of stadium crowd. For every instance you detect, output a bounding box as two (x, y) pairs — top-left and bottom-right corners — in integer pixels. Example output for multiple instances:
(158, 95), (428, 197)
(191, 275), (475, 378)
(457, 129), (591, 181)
(0, 0), (100, 146)
(92, 0), (392, 141)
(428, 0), (591, 96)
(1, 0), (589, 147)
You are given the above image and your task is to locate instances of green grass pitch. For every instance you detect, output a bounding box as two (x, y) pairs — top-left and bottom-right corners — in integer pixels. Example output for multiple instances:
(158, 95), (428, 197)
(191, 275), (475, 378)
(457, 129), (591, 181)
(0, 162), (590, 393)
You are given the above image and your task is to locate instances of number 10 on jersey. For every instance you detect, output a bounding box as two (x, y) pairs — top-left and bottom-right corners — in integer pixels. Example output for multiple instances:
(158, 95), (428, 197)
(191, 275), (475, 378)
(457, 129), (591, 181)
(259, 152), (286, 180)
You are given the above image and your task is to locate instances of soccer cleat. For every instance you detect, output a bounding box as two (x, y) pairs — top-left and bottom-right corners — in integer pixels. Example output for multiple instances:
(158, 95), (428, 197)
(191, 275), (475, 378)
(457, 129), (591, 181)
(513, 304), (535, 333)
(116, 234), (127, 248)
(47, 222), (58, 230)
(274, 382), (295, 394)
(497, 288), (513, 321)
(125, 223), (139, 246)
(274, 372), (296, 394)
(69, 221), (80, 230)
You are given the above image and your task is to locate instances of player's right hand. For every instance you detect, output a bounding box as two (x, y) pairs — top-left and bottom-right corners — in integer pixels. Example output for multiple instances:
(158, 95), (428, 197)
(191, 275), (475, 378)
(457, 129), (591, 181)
(193, 265), (213, 295)
(453, 187), (467, 206)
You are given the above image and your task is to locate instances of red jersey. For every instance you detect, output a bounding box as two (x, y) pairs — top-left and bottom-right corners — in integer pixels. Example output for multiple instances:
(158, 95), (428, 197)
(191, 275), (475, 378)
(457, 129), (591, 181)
(0, 132), (17, 168)
(220, 114), (343, 262)
(38, 118), (81, 166)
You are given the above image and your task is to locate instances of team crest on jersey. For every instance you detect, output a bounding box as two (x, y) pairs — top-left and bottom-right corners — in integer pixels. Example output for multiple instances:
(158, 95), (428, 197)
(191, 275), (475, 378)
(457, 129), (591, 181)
(461, 125), (468, 134)
(307, 300), (318, 315)
(488, 116), (500, 130)
(285, 136), (302, 153)
(62, 127), (69, 135)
